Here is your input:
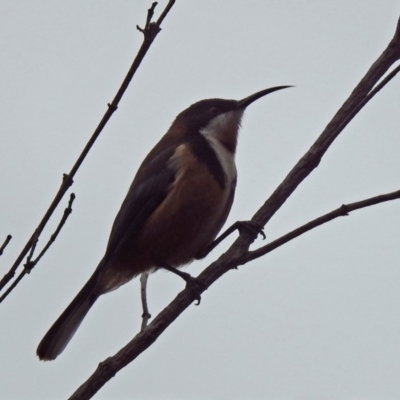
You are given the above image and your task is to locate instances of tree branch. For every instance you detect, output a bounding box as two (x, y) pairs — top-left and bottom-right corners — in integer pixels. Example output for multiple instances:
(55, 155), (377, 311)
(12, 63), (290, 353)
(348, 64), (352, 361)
(0, 0), (176, 299)
(67, 14), (400, 400)
(30, 193), (76, 268)
(240, 189), (400, 264)
(334, 63), (400, 139)
(66, 184), (400, 400)
(249, 16), (400, 236)
(67, 186), (400, 400)
(69, 286), (201, 400)
(0, 194), (76, 303)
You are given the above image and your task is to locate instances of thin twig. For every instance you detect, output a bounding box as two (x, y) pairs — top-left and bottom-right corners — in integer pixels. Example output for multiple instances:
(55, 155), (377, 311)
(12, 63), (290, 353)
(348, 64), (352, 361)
(0, 235), (12, 257)
(30, 193), (76, 269)
(334, 63), (400, 138)
(140, 272), (151, 331)
(0, 272), (26, 302)
(0, 194), (76, 303)
(156, 0), (175, 26)
(137, 2), (158, 32)
(24, 230), (39, 273)
(215, 18), (400, 265)
(0, 0), (174, 298)
(144, 3), (157, 29)
(367, 63), (400, 98)
(240, 189), (400, 264)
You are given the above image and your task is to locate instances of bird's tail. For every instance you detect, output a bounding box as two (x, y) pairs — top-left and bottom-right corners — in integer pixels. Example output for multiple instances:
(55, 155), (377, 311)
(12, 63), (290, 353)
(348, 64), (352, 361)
(36, 273), (99, 361)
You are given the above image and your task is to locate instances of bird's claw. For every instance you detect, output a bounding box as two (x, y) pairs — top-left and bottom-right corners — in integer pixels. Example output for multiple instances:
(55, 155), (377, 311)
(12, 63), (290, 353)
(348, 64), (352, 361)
(182, 274), (207, 305)
(236, 221), (266, 240)
(161, 265), (206, 304)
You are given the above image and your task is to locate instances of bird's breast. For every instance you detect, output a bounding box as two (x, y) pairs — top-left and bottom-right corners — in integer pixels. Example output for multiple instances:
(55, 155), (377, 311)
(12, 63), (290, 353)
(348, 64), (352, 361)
(136, 143), (236, 267)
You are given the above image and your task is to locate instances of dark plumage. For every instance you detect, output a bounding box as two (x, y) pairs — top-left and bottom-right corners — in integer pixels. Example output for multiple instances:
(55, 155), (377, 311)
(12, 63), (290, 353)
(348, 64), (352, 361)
(37, 86), (290, 360)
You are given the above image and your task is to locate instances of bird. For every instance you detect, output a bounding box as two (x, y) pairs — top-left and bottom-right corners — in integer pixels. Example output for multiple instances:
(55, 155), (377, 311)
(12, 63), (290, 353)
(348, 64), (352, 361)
(37, 85), (290, 360)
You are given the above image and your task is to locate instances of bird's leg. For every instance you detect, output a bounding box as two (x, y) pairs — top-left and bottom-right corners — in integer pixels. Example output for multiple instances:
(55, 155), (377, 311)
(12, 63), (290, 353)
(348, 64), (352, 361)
(195, 220), (266, 260)
(140, 272), (151, 331)
(161, 265), (206, 305)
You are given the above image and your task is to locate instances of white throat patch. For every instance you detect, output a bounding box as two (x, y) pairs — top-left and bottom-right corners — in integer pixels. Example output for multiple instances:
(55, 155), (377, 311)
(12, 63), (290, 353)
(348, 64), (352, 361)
(200, 110), (243, 142)
(199, 110), (242, 185)
(204, 135), (237, 185)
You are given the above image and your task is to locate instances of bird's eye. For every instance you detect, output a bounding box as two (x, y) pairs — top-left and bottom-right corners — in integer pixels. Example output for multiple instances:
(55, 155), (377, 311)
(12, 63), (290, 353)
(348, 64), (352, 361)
(208, 107), (219, 115)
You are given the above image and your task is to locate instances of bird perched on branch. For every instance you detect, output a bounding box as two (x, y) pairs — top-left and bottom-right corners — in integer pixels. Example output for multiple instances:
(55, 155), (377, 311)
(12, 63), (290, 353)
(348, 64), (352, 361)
(37, 85), (290, 360)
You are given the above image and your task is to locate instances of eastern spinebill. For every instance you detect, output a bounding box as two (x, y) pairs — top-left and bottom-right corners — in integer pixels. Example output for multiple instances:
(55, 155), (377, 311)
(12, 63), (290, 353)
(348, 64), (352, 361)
(37, 85), (290, 360)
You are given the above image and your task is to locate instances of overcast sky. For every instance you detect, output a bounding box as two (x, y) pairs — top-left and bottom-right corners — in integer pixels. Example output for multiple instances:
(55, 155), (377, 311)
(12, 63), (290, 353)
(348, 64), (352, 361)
(1, 1), (400, 399)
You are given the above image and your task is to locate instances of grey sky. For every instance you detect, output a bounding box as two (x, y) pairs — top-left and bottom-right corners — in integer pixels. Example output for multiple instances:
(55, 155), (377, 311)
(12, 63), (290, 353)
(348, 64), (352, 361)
(1, 1), (400, 399)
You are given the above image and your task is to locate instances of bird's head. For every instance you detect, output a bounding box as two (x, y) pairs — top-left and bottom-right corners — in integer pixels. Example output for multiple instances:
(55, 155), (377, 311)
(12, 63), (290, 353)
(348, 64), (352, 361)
(172, 86), (292, 153)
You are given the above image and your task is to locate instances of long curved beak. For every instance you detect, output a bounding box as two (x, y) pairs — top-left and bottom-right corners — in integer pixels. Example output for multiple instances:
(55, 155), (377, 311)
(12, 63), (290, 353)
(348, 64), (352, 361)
(237, 86), (293, 109)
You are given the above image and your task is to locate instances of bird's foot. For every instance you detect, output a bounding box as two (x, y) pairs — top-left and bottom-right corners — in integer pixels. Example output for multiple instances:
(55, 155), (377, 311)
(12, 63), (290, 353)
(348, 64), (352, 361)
(182, 273), (207, 305)
(162, 265), (206, 305)
(235, 220), (266, 241)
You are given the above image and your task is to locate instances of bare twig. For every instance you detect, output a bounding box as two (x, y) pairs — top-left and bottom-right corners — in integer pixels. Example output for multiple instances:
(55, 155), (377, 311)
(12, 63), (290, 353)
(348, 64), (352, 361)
(0, 0), (175, 299)
(68, 15), (400, 400)
(0, 272), (25, 303)
(0, 235), (12, 257)
(140, 272), (151, 331)
(29, 193), (76, 269)
(25, 230), (40, 273)
(155, 0), (175, 26)
(136, 2), (158, 32)
(367, 63), (400, 98)
(334, 63), (400, 138)
(247, 17), (400, 239)
(240, 189), (400, 264)
(0, 194), (76, 303)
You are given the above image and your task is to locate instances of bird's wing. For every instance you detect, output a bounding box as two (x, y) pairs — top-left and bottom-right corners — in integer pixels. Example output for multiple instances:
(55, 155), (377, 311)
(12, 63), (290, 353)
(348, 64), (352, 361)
(102, 145), (177, 265)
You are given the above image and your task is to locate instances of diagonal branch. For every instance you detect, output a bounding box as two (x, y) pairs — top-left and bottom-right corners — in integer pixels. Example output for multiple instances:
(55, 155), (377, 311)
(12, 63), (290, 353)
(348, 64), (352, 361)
(29, 193), (76, 269)
(0, 0), (176, 299)
(66, 189), (400, 400)
(67, 186), (400, 400)
(239, 189), (400, 265)
(334, 63), (400, 140)
(0, 193), (76, 303)
(230, 16), (400, 258)
(68, 14), (400, 400)
(196, 15), (400, 284)
(255, 22), (400, 224)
